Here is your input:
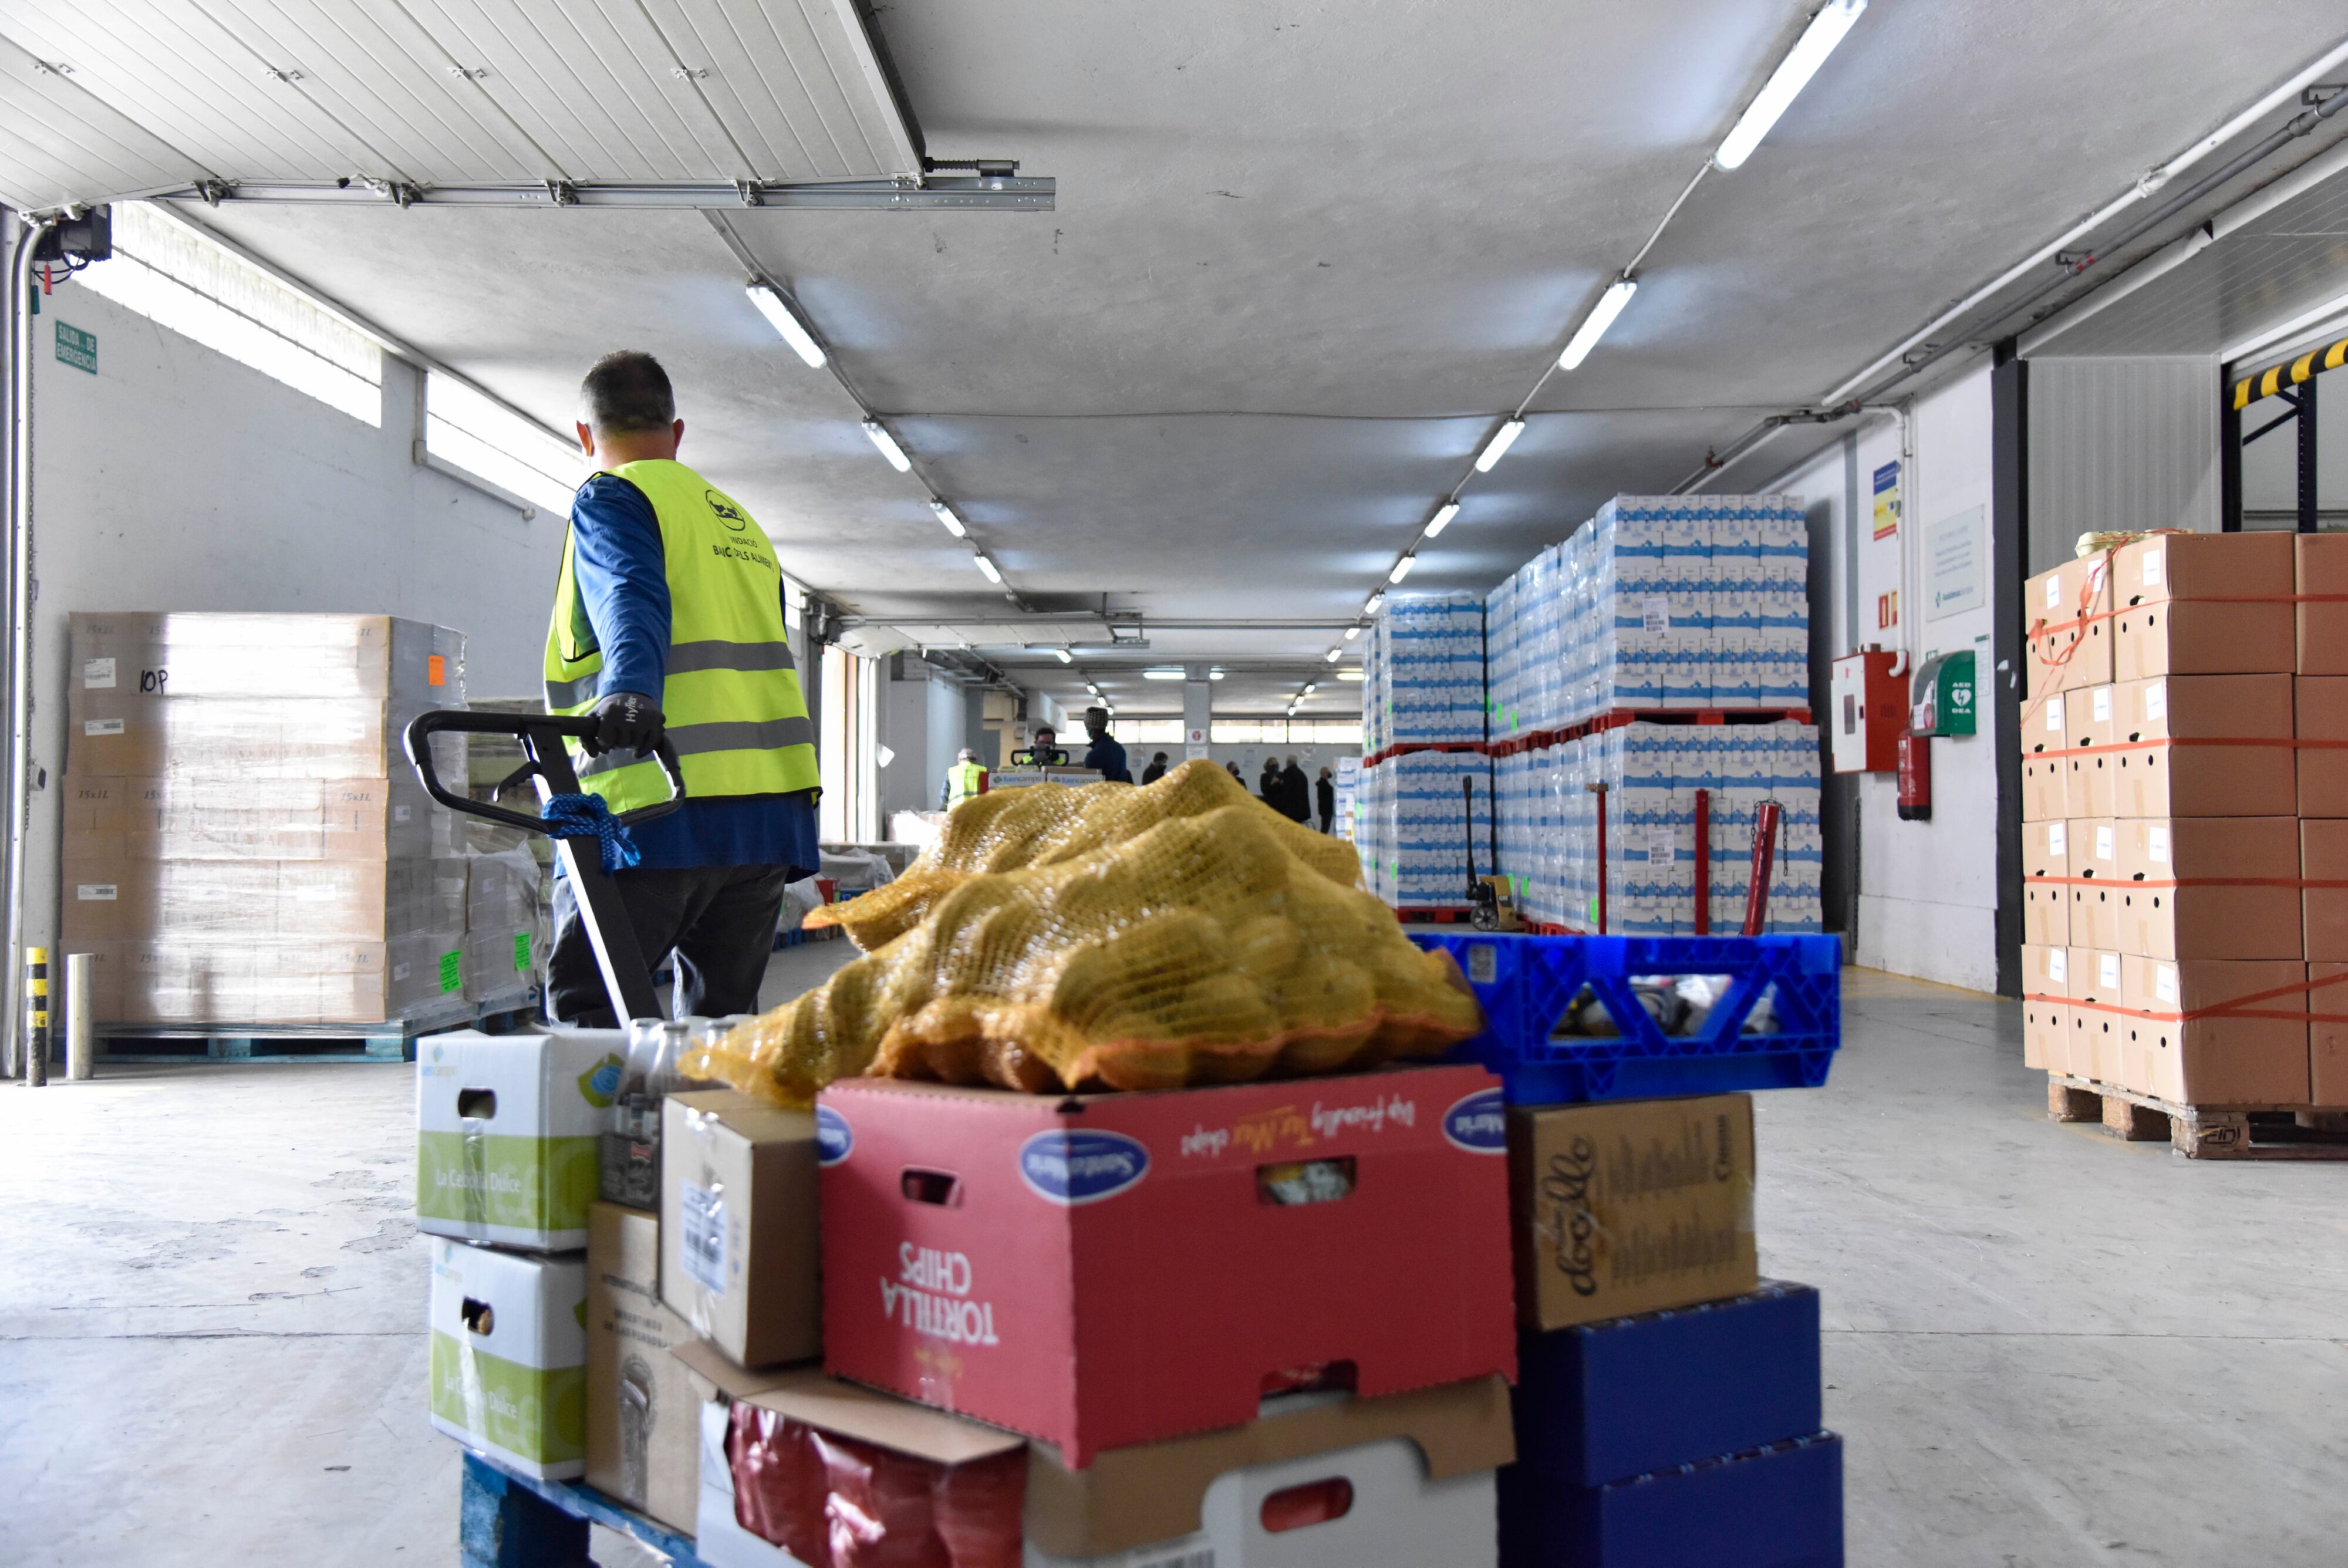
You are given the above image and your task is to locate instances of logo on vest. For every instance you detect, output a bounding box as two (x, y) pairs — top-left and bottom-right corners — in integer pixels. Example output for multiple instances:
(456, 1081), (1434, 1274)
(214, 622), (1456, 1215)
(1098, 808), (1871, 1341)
(706, 490), (747, 531)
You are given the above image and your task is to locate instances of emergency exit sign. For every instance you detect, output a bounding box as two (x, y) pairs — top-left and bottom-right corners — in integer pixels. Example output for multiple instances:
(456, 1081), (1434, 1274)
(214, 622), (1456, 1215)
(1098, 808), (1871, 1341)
(55, 322), (96, 374)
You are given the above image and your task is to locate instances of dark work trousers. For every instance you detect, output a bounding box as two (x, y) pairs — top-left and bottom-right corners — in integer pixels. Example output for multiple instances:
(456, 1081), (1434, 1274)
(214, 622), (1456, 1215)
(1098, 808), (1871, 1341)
(548, 862), (792, 1026)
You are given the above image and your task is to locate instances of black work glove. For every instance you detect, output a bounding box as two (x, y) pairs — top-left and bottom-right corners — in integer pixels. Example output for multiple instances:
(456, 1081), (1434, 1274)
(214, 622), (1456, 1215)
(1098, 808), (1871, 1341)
(585, 691), (665, 757)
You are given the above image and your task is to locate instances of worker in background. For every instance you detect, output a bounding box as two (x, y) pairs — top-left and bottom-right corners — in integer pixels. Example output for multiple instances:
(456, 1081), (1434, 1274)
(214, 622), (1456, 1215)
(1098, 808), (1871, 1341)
(1141, 751), (1170, 784)
(1258, 758), (1281, 807)
(542, 350), (818, 1027)
(940, 747), (987, 811)
(1083, 706), (1132, 783)
(1316, 766), (1335, 833)
(1013, 725), (1068, 767)
(1225, 760), (1244, 783)
(1280, 756), (1311, 823)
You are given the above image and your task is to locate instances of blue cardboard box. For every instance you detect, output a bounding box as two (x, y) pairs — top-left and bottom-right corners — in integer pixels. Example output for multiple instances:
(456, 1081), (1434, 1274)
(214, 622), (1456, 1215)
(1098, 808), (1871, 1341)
(1500, 1431), (1843, 1568)
(1514, 1282), (1821, 1486)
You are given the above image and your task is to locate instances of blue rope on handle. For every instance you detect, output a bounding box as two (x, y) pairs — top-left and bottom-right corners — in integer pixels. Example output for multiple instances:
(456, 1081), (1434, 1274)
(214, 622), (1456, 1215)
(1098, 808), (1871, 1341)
(542, 793), (643, 874)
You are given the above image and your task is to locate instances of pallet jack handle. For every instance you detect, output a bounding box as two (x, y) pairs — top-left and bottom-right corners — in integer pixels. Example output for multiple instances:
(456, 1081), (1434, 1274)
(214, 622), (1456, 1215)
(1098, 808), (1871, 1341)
(404, 709), (686, 1026)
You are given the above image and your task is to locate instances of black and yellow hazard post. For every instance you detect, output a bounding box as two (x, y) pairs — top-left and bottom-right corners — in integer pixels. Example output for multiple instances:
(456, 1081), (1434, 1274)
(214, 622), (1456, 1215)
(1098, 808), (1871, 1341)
(23, 946), (48, 1088)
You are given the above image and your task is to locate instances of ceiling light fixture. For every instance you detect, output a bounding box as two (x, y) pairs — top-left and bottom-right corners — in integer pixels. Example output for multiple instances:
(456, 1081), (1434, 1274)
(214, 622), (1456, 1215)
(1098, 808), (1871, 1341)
(1344, 625), (1362, 642)
(1142, 668), (1185, 681)
(1303, 683), (1318, 694)
(1713, 0), (1867, 171)
(1052, 648), (1073, 664)
(1425, 501), (1460, 538)
(1338, 669), (1365, 682)
(973, 552), (1003, 584)
(863, 420), (912, 472)
(1473, 419), (1525, 473)
(1324, 648), (1341, 663)
(1558, 278), (1638, 371)
(1086, 682), (1101, 696)
(1389, 555), (1417, 585)
(745, 284), (826, 367)
(929, 500), (966, 538)
(1364, 593), (1385, 616)
(1209, 667), (1226, 681)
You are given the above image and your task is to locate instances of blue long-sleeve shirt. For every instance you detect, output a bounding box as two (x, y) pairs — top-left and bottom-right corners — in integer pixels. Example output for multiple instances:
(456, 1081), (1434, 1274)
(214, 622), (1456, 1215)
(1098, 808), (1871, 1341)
(566, 472), (820, 874)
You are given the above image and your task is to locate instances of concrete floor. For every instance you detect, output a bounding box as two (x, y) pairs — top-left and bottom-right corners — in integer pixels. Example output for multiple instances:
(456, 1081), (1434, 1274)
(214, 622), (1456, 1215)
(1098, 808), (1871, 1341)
(3, 959), (2343, 1564)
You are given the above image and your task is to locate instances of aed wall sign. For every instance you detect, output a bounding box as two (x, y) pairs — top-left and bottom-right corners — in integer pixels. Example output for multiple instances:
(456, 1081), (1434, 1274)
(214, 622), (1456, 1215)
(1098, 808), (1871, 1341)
(55, 322), (96, 374)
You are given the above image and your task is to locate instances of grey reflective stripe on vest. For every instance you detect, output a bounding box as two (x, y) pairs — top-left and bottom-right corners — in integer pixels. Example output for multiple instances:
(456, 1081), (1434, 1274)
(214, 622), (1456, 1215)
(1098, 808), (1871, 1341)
(545, 640), (795, 713)
(576, 714), (819, 776)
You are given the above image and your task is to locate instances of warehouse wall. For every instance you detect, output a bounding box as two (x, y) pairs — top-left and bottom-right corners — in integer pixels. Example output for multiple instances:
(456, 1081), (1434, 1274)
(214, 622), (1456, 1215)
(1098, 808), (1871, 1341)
(875, 663), (970, 824)
(31, 278), (565, 956)
(1773, 362), (2003, 991)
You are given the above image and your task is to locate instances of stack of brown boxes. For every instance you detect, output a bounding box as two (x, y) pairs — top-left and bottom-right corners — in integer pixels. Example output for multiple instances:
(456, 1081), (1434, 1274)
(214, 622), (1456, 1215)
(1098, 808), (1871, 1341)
(2022, 535), (2346, 1110)
(62, 612), (472, 1026)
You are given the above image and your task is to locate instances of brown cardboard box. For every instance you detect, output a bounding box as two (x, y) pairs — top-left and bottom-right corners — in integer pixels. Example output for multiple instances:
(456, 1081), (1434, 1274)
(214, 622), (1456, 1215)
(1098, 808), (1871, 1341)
(1507, 1094), (1756, 1332)
(2022, 821), (2070, 948)
(2113, 531), (2295, 608)
(2112, 675), (2295, 819)
(2062, 685), (2118, 818)
(59, 853), (465, 943)
(2309, 963), (2348, 1106)
(2019, 690), (2069, 822)
(104, 932), (464, 1025)
(2114, 601), (2297, 683)
(586, 1202), (700, 1532)
(2117, 956), (2308, 1107)
(2026, 555), (2115, 692)
(2066, 946), (2125, 1084)
(66, 688), (398, 780)
(659, 1091), (821, 1370)
(2296, 534), (2348, 675)
(675, 1342), (1513, 1562)
(2301, 820), (2348, 963)
(2021, 943), (2070, 1072)
(2065, 818), (2121, 953)
(2113, 817), (2302, 960)
(2296, 677), (2348, 817)
(60, 775), (127, 835)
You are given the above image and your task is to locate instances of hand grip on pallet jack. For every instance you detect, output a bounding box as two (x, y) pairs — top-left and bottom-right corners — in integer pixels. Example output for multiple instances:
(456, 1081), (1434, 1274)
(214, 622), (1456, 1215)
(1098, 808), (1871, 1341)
(402, 709), (686, 835)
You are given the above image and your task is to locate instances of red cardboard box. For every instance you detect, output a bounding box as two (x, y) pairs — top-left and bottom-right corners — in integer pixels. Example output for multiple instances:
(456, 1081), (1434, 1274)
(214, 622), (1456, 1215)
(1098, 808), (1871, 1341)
(816, 1065), (1514, 1468)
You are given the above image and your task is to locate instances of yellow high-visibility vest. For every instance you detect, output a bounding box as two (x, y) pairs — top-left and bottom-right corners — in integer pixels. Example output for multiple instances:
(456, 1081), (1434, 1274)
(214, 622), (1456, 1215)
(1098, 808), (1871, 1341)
(543, 459), (818, 810)
(945, 759), (987, 810)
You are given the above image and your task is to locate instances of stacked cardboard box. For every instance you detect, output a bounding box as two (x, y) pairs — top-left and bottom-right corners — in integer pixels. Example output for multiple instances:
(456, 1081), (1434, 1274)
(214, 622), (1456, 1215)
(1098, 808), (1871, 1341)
(2021, 534), (2347, 1108)
(62, 613), (473, 1026)
(1361, 590), (1487, 754)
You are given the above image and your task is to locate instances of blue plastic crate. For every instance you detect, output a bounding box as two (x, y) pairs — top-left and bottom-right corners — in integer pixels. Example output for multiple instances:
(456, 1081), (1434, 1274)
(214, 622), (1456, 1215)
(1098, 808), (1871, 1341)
(1411, 932), (1841, 1104)
(1500, 1431), (1844, 1568)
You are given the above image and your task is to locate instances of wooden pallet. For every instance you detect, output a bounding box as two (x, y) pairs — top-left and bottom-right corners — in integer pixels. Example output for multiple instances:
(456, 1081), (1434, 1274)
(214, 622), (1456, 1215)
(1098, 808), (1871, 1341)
(96, 993), (541, 1065)
(2046, 1072), (2348, 1160)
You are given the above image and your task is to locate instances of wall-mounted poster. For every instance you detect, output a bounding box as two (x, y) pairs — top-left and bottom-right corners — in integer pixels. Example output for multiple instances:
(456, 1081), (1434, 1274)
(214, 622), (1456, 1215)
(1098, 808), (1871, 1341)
(1872, 461), (1901, 541)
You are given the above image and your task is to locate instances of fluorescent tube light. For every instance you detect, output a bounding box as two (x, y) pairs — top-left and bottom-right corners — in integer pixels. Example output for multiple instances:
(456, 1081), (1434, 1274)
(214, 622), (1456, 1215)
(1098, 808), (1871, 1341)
(863, 420), (912, 472)
(1324, 648), (1342, 663)
(1303, 683), (1318, 694)
(1209, 668), (1226, 680)
(1052, 648), (1073, 664)
(1473, 420), (1524, 473)
(746, 284), (826, 367)
(973, 552), (1002, 584)
(1142, 669), (1185, 681)
(1363, 594), (1385, 616)
(1389, 555), (1417, 585)
(1086, 683), (1101, 695)
(929, 500), (966, 538)
(1558, 278), (1638, 370)
(1338, 669), (1365, 682)
(1714, 0), (1867, 171)
(1344, 625), (1362, 641)
(1425, 501), (1460, 538)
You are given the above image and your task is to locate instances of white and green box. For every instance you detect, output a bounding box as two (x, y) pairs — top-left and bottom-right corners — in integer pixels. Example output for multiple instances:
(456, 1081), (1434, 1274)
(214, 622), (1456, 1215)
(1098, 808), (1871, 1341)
(428, 1237), (588, 1479)
(416, 1029), (623, 1251)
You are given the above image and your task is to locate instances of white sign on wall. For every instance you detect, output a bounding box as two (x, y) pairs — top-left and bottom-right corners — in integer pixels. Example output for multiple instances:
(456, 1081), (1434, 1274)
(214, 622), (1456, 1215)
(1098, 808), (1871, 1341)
(1926, 505), (1986, 621)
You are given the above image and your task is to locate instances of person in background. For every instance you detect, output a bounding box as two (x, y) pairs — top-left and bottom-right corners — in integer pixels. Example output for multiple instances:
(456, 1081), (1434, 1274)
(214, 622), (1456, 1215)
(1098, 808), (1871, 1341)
(1141, 750), (1170, 785)
(1082, 706), (1132, 783)
(1225, 760), (1244, 783)
(940, 747), (987, 811)
(1259, 758), (1281, 806)
(1316, 766), (1336, 833)
(1014, 725), (1067, 767)
(541, 349), (818, 1027)
(1280, 756), (1312, 824)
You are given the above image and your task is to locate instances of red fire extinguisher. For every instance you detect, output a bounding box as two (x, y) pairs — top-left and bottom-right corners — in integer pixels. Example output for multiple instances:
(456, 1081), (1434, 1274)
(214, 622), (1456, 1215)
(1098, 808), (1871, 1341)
(1897, 732), (1931, 821)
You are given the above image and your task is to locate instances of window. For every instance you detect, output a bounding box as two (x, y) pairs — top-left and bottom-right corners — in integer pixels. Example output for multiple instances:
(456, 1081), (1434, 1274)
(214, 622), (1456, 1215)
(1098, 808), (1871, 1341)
(68, 201), (383, 424)
(426, 370), (582, 519)
(819, 645), (880, 843)
(1210, 719), (1365, 747)
(1212, 720), (1267, 744)
(1116, 719), (1184, 743)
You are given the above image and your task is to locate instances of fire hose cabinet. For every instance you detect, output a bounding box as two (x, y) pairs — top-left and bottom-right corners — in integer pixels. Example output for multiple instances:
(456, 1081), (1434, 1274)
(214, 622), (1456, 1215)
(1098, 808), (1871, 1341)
(1830, 650), (1904, 773)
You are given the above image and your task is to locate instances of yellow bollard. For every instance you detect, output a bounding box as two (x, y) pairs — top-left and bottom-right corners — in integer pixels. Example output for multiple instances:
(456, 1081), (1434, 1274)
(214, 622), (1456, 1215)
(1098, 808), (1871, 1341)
(23, 946), (47, 1088)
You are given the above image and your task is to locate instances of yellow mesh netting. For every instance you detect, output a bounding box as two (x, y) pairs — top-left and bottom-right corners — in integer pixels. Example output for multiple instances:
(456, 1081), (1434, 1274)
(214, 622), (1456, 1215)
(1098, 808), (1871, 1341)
(682, 790), (1483, 1106)
(807, 760), (1362, 952)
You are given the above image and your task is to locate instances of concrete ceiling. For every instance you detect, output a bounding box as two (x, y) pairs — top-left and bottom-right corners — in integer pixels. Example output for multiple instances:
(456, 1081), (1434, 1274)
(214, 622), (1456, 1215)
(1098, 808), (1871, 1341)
(21, 2), (2348, 720)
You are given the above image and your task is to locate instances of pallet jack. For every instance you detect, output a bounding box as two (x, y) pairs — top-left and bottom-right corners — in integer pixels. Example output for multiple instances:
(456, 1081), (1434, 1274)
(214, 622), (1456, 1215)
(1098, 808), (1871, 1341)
(404, 709), (684, 1021)
(1462, 774), (1522, 933)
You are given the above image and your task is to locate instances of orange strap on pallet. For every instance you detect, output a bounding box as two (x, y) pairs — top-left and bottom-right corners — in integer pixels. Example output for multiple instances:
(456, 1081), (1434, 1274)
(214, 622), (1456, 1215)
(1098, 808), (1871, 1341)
(2025, 967), (2348, 1025)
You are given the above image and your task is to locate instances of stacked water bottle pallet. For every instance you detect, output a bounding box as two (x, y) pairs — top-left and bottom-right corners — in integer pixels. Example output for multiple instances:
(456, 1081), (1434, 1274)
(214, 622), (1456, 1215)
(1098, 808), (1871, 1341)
(1356, 500), (1823, 933)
